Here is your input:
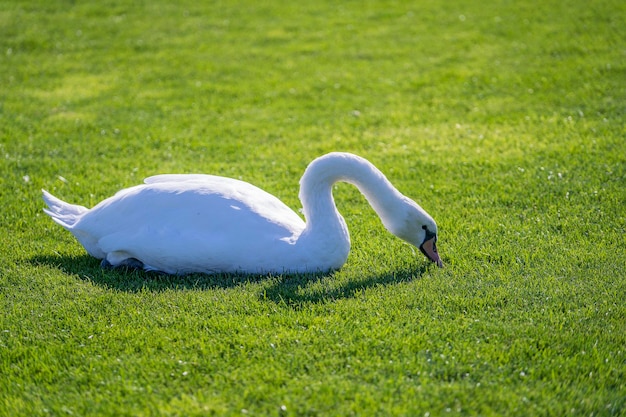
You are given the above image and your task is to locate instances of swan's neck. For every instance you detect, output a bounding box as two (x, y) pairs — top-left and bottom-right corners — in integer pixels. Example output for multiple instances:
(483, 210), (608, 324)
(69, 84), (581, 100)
(298, 153), (403, 241)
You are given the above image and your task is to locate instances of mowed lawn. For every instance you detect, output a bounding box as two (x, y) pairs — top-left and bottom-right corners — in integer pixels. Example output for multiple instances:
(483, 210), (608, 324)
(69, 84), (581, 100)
(1, 0), (624, 415)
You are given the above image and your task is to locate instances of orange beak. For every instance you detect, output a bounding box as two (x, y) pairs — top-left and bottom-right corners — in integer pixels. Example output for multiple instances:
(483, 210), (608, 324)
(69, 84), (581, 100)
(419, 233), (443, 267)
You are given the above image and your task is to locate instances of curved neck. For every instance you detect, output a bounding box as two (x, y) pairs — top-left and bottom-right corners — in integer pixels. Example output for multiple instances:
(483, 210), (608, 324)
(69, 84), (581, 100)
(298, 153), (403, 238)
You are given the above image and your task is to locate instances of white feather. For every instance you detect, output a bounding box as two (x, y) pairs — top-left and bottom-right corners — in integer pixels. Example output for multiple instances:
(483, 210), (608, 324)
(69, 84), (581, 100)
(42, 152), (440, 274)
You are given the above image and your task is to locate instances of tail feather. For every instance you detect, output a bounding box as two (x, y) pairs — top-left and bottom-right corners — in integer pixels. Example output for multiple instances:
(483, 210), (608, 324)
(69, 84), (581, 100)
(42, 190), (88, 229)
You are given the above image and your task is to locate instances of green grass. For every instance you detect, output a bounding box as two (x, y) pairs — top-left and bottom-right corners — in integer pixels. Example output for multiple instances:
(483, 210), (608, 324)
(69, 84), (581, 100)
(1, 0), (625, 415)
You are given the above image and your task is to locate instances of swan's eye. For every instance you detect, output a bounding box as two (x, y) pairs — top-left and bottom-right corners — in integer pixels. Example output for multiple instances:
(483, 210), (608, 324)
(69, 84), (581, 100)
(421, 226), (437, 242)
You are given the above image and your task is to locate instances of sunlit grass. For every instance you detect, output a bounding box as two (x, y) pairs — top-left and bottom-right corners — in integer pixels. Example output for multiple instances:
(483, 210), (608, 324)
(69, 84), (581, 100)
(1, 0), (624, 415)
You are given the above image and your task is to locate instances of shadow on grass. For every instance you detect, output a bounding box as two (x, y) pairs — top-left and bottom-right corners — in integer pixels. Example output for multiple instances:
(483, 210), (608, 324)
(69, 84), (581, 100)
(30, 253), (428, 305)
(260, 265), (428, 307)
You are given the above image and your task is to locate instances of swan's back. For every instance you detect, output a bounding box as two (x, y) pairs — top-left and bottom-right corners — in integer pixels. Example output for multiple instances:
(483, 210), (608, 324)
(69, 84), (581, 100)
(81, 175), (303, 233)
(70, 175), (306, 273)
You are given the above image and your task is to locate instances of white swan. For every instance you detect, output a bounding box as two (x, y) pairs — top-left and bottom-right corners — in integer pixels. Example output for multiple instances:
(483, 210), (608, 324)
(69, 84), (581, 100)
(42, 152), (442, 274)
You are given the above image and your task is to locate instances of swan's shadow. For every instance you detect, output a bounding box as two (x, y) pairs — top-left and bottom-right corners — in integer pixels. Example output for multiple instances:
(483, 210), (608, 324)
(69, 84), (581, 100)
(30, 254), (428, 305)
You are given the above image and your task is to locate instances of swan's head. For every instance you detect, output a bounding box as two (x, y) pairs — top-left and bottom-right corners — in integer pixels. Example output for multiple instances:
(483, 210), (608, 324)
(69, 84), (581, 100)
(386, 197), (443, 267)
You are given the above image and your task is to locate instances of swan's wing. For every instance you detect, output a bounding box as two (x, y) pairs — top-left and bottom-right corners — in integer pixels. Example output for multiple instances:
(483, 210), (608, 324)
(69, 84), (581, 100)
(93, 187), (305, 274)
(78, 180), (306, 273)
(142, 175), (305, 230)
(144, 174), (222, 184)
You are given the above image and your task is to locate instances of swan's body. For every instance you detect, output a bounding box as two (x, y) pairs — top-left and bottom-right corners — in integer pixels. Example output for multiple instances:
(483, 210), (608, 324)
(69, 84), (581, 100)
(43, 152), (442, 274)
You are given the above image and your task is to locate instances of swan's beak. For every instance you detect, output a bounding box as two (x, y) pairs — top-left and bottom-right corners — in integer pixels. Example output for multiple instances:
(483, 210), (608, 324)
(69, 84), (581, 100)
(419, 234), (443, 267)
